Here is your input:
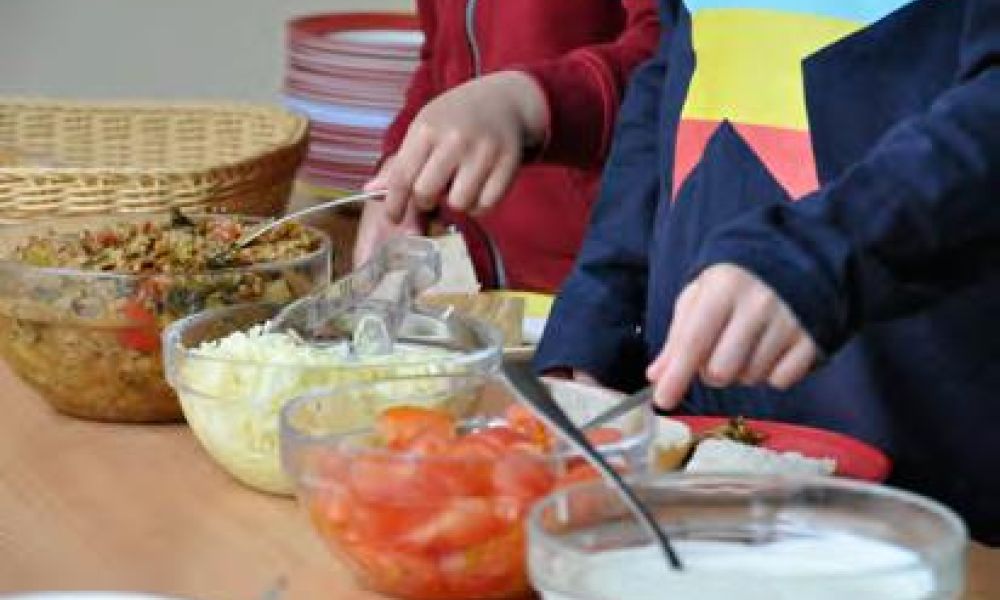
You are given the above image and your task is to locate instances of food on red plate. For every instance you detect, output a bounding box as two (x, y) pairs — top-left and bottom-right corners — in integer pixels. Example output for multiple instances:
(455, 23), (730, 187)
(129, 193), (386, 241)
(306, 404), (622, 600)
(685, 438), (837, 476)
(651, 415), (845, 477)
(697, 416), (768, 446)
(674, 415), (891, 481)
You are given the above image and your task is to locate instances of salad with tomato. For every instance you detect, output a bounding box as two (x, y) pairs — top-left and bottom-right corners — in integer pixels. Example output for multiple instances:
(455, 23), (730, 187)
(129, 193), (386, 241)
(0, 212), (329, 422)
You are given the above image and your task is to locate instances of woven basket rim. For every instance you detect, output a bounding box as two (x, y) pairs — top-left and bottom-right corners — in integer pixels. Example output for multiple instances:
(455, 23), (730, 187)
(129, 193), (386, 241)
(0, 153), (302, 177)
(0, 96), (302, 113)
(0, 96), (309, 174)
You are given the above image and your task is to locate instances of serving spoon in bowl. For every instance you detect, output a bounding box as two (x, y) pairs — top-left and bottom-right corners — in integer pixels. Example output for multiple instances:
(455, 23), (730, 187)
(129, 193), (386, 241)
(235, 189), (386, 249)
(207, 189), (386, 266)
(502, 359), (684, 571)
(581, 384), (710, 431)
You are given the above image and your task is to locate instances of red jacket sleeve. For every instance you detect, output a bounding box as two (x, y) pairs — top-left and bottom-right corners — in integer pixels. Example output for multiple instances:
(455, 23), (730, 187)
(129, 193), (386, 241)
(381, 2), (439, 159)
(520, 0), (661, 167)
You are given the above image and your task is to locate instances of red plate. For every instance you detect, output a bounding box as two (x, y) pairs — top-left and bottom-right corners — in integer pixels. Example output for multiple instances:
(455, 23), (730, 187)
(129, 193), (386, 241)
(673, 416), (892, 482)
(289, 13), (420, 54)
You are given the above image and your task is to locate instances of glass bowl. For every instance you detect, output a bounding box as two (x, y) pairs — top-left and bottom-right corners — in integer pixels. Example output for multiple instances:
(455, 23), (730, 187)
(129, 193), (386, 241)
(279, 374), (654, 600)
(163, 304), (504, 495)
(0, 213), (330, 422)
(529, 474), (968, 600)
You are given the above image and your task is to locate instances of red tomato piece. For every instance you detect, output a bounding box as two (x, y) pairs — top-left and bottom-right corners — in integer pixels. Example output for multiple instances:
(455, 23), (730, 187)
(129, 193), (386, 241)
(438, 524), (529, 599)
(121, 298), (156, 324)
(207, 219), (242, 243)
(504, 403), (552, 450)
(308, 485), (353, 538)
(94, 230), (121, 247)
(117, 298), (159, 352)
(434, 435), (505, 497)
(556, 462), (603, 488)
(347, 498), (439, 545)
(407, 428), (454, 456)
(468, 425), (532, 452)
(400, 497), (507, 553)
(425, 460), (493, 498)
(349, 453), (448, 504)
(493, 449), (556, 505)
(555, 461), (631, 491)
(450, 429), (509, 460)
(117, 328), (160, 353)
(436, 426), (538, 497)
(586, 427), (625, 447)
(376, 406), (457, 451)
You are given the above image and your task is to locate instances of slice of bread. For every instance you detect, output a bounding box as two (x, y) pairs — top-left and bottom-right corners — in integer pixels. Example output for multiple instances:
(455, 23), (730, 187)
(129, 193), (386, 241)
(685, 438), (836, 476)
(421, 292), (524, 347)
(651, 417), (694, 472)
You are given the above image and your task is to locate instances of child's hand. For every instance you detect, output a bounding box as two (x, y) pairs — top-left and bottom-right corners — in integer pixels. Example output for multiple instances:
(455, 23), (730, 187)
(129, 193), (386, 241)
(365, 70), (547, 223)
(352, 174), (423, 268)
(646, 264), (819, 409)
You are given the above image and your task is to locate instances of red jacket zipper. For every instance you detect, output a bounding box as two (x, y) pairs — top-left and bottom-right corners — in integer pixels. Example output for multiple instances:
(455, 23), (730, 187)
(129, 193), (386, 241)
(461, 0), (509, 288)
(465, 0), (483, 77)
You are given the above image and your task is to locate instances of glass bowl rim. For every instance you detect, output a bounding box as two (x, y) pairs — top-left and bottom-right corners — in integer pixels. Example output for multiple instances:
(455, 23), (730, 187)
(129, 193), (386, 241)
(279, 377), (655, 468)
(164, 304), (504, 373)
(526, 472), (969, 577)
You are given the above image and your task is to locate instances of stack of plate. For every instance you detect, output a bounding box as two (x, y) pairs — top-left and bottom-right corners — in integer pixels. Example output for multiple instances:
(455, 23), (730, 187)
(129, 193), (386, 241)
(285, 13), (422, 195)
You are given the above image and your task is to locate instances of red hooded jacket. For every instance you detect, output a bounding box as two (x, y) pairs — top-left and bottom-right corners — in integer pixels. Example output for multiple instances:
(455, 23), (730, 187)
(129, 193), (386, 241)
(382, 0), (660, 292)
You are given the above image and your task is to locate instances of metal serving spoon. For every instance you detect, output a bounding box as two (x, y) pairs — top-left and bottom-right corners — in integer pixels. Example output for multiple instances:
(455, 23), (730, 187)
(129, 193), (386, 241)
(502, 359), (683, 570)
(234, 189), (386, 249)
(582, 384), (709, 431)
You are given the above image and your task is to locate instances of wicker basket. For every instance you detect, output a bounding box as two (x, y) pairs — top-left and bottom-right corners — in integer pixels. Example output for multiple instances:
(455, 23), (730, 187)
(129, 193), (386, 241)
(0, 99), (309, 223)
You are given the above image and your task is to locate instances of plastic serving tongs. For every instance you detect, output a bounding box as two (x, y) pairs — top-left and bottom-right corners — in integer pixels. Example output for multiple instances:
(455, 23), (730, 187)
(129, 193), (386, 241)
(264, 236), (441, 356)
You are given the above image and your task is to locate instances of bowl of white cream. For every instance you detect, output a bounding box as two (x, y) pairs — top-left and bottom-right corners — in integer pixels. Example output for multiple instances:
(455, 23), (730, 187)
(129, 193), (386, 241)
(528, 474), (967, 600)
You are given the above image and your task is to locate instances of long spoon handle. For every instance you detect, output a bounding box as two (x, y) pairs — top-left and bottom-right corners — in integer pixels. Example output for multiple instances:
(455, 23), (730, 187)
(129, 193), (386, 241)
(501, 360), (683, 570)
(581, 385), (654, 431)
(236, 189), (386, 248)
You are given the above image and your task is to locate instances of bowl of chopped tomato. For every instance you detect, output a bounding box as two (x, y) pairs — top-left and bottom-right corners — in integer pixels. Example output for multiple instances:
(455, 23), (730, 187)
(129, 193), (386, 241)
(279, 375), (653, 599)
(0, 211), (330, 422)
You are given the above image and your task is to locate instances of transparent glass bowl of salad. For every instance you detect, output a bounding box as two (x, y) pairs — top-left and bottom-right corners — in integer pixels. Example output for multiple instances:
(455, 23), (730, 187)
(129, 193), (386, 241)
(529, 474), (968, 600)
(0, 213), (330, 422)
(163, 303), (505, 495)
(279, 374), (654, 600)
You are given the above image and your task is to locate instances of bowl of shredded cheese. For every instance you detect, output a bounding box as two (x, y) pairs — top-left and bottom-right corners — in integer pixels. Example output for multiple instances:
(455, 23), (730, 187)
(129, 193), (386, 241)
(162, 303), (502, 494)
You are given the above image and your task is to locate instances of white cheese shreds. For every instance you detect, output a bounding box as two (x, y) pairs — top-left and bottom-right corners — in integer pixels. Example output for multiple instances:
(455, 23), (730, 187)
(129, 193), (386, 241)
(174, 324), (467, 494)
(685, 438), (837, 477)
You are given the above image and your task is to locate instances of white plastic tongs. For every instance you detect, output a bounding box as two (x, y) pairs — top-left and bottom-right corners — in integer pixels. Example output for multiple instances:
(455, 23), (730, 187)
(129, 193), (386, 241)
(265, 236), (442, 355)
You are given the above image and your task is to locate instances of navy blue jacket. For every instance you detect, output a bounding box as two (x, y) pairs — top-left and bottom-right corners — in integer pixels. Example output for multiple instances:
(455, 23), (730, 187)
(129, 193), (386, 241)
(536, 0), (1000, 543)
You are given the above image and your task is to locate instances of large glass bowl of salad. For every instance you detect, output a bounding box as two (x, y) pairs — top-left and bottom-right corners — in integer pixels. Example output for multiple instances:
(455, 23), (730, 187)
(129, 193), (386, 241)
(162, 302), (505, 495)
(0, 211), (330, 422)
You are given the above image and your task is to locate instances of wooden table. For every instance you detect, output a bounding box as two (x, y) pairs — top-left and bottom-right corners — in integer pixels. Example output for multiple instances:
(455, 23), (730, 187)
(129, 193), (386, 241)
(1, 361), (998, 599)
